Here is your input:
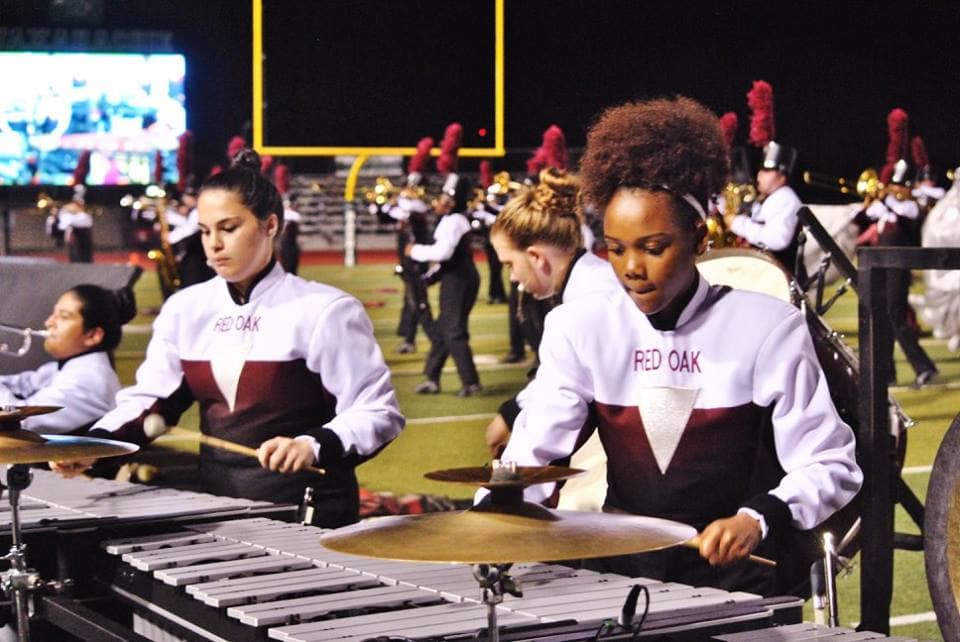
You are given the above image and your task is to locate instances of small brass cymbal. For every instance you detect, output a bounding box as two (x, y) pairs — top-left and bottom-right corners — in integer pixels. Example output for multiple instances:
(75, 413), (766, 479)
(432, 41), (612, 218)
(424, 465), (585, 488)
(321, 501), (696, 564)
(0, 433), (138, 465)
(0, 406), (62, 422)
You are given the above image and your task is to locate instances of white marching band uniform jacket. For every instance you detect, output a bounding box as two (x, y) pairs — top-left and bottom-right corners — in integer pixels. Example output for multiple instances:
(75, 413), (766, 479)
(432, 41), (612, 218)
(730, 185), (802, 253)
(501, 274), (862, 534)
(0, 351), (119, 434)
(91, 262), (404, 507)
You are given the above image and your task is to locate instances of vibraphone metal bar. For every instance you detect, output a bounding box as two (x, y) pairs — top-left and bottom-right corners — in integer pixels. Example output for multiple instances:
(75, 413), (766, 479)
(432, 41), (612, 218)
(0, 470), (294, 533)
(98, 517), (802, 642)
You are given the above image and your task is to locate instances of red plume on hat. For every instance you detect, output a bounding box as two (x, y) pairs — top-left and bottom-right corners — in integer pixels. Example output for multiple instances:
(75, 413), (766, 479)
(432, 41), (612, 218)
(479, 160), (493, 188)
(153, 150), (164, 185)
(260, 154), (274, 175)
(408, 137), (434, 175)
(719, 112), (738, 148)
(274, 162), (289, 195)
(436, 123), (463, 174)
(880, 108), (909, 184)
(526, 147), (547, 177)
(746, 80), (775, 148)
(226, 135), (246, 160)
(911, 135), (929, 172)
(176, 130), (194, 193)
(542, 125), (568, 171)
(71, 150), (91, 186)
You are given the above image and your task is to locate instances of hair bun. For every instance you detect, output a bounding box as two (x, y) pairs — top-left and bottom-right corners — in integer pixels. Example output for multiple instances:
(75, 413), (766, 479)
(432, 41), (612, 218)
(230, 148), (262, 174)
(535, 168), (581, 220)
(111, 286), (138, 325)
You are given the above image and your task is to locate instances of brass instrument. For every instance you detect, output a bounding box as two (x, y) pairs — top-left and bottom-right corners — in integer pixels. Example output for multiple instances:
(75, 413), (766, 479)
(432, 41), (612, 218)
(141, 185), (182, 299)
(0, 324), (49, 357)
(708, 181), (757, 248)
(362, 177), (399, 206)
(802, 168), (909, 202)
(486, 171), (522, 199)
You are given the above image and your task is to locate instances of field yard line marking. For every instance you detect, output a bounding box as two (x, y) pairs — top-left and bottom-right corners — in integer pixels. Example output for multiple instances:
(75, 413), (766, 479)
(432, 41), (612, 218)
(901, 465), (933, 475)
(888, 611), (938, 627)
(407, 413), (496, 426)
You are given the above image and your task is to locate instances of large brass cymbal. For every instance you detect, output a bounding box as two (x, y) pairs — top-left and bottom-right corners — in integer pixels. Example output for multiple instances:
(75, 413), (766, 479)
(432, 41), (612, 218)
(424, 465), (585, 488)
(0, 406), (62, 422)
(321, 501), (697, 564)
(0, 432), (138, 465)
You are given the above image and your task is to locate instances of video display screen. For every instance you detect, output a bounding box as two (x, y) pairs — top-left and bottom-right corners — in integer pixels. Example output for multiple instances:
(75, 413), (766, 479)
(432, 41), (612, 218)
(0, 52), (186, 186)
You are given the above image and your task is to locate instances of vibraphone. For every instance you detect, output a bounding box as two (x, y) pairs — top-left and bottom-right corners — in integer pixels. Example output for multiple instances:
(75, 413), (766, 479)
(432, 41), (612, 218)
(0, 470), (296, 534)
(98, 517), (807, 642)
(0, 470), (297, 640)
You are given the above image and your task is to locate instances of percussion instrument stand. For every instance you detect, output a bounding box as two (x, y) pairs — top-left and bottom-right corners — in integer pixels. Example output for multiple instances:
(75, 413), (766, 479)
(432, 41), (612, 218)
(472, 563), (521, 642)
(1, 464), (39, 642)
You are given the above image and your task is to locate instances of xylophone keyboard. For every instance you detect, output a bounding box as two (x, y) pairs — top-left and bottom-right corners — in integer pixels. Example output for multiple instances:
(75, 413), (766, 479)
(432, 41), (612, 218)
(98, 517), (804, 642)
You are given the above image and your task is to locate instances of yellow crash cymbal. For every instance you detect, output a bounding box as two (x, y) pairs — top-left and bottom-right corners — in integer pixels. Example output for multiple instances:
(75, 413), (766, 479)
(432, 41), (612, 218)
(424, 465), (585, 488)
(0, 433), (138, 465)
(321, 501), (696, 564)
(0, 406), (62, 422)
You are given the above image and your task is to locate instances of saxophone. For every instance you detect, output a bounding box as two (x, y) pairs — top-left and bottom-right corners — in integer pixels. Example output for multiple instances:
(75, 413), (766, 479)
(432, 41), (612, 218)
(145, 187), (182, 299)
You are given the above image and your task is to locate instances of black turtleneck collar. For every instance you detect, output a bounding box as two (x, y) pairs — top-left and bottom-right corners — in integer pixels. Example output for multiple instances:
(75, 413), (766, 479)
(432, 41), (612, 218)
(226, 256), (277, 305)
(646, 269), (700, 331)
(550, 248), (587, 306)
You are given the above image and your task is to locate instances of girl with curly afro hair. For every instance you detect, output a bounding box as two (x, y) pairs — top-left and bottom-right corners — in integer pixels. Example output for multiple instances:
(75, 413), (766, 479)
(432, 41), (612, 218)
(494, 97), (860, 596)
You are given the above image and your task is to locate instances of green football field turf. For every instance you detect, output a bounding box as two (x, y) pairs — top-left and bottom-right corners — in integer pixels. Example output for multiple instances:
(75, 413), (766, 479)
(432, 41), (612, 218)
(116, 257), (958, 641)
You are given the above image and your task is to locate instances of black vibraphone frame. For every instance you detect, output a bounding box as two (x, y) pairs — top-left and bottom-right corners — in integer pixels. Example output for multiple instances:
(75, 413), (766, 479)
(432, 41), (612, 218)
(798, 207), (960, 633)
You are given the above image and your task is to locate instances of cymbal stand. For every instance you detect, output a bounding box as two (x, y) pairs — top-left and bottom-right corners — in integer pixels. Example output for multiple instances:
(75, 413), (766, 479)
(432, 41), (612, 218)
(472, 563), (521, 642)
(1, 464), (39, 642)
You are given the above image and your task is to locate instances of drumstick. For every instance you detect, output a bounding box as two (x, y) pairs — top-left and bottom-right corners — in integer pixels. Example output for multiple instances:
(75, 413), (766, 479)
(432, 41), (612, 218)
(144, 415), (326, 476)
(685, 536), (777, 568)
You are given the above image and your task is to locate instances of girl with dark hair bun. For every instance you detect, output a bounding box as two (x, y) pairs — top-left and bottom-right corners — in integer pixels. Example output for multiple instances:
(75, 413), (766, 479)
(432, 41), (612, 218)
(0, 284), (135, 434)
(53, 148), (403, 528)
(492, 97), (861, 595)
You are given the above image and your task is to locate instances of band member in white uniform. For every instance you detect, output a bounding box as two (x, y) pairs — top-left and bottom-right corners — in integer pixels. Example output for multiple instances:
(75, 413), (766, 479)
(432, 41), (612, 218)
(728, 142), (803, 275)
(492, 97), (861, 594)
(407, 173), (482, 397)
(0, 285), (135, 434)
(483, 168), (622, 457)
(53, 150), (404, 528)
(49, 186), (94, 263)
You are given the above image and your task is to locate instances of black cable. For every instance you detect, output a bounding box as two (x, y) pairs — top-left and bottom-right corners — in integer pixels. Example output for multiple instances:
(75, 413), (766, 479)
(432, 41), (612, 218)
(628, 585), (651, 640)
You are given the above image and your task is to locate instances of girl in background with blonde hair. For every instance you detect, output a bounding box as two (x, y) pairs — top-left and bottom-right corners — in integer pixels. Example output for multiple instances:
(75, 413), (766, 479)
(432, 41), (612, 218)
(484, 167), (622, 457)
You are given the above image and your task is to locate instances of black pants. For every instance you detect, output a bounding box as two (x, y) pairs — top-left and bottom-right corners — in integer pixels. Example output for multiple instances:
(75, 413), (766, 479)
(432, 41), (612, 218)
(396, 261), (433, 343)
(485, 239), (506, 301)
(886, 268), (936, 379)
(422, 271), (480, 387)
(68, 228), (93, 263)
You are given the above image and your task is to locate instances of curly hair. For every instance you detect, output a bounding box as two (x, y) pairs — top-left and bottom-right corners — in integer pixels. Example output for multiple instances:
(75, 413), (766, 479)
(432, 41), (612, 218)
(491, 168), (582, 251)
(579, 97), (729, 223)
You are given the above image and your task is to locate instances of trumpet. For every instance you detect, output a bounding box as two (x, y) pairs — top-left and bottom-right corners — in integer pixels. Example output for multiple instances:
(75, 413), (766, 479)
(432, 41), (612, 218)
(803, 168), (893, 201)
(363, 177), (399, 207)
(0, 324), (49, 357)
(486, 171), (522, 199)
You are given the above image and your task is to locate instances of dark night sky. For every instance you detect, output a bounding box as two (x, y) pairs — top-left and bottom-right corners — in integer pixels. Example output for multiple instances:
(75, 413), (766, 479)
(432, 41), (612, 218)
(3, 0), (960, 195)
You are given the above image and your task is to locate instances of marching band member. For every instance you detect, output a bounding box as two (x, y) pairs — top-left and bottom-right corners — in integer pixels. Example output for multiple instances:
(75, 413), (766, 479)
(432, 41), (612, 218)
(483, 167), (622, 457)
(407, 172), (482, 397)
(855, 158), (938, 387)
(50, 185), (94, 263)
(52, 149), (404, 528)
(168, 186), (215, 288)
(727, 141), (802, 273)
(0, 285), (135, 434)
(392, 138), (435, 354)
(492, 97), (861, 594)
